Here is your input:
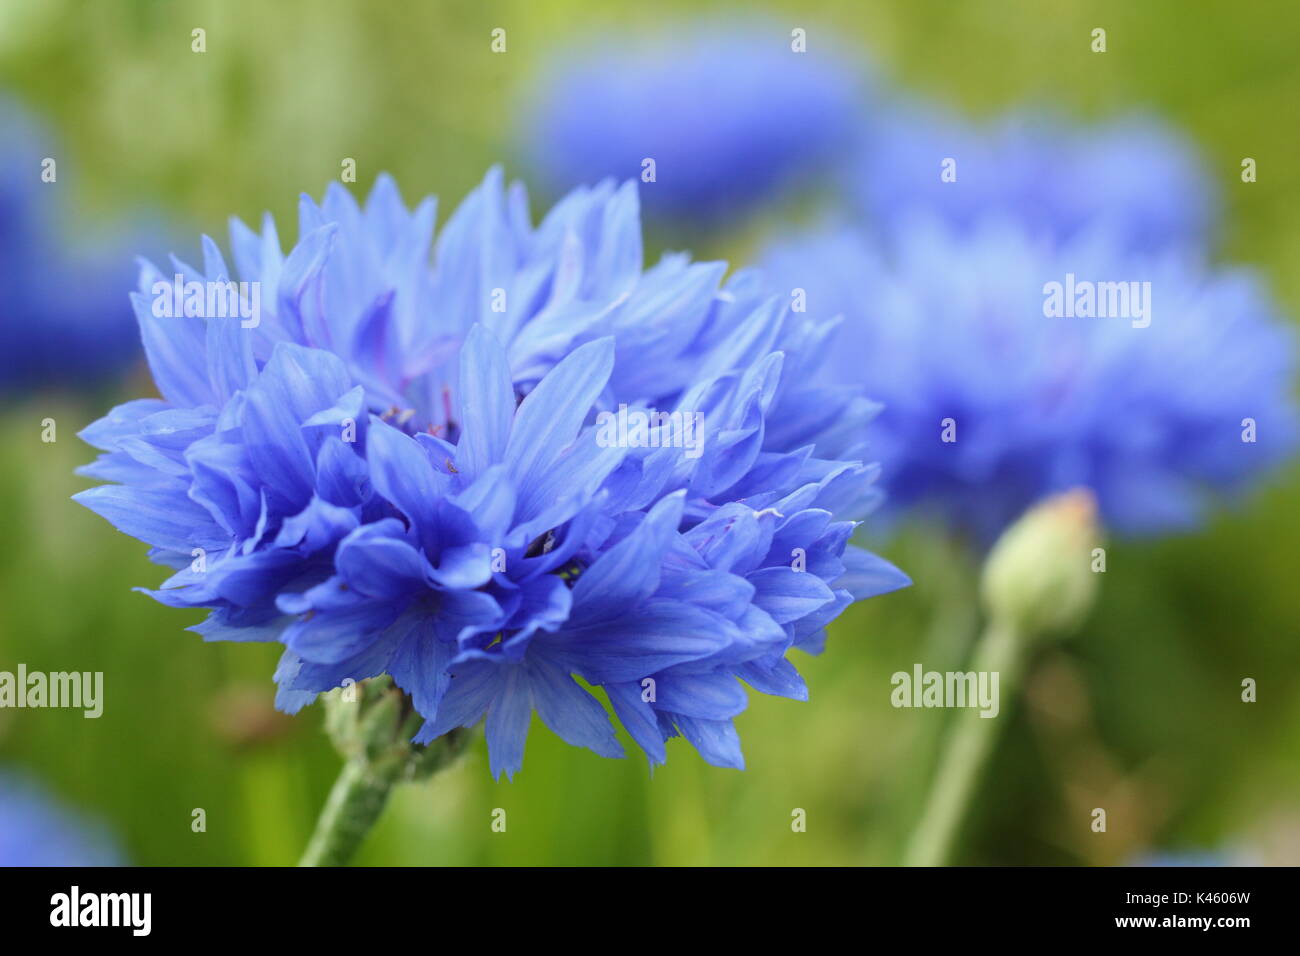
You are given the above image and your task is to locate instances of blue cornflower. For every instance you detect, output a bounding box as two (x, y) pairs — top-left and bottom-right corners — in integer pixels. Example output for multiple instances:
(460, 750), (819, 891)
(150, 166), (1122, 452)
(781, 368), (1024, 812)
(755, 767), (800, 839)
(761, 217), (1298, 543)
(853, 101), (1217, 252)
(76, 172), (907, 778)
(1131, 849), (1248, 867)
(0, 98), (143, 393)
(0, 769), (123, 866)
(519, 20), (865, 227)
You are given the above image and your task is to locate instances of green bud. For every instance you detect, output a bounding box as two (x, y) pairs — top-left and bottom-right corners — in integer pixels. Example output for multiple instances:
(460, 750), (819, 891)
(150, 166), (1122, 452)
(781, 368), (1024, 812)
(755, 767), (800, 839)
(321, 676), (470, 781)
(302, 682), (474, 866)
(980, 488), (1102, 636)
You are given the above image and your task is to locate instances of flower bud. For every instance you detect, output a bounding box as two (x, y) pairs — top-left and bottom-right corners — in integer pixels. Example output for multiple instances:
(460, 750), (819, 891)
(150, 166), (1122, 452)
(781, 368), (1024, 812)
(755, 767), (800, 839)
(980, 488), (1101, 636)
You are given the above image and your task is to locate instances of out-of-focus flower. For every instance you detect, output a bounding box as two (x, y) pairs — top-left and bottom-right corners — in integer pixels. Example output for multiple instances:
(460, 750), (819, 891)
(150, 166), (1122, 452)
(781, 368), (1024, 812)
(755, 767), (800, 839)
(519, 21), (865, 227)
(0, 769), (123, 866)
(1131, 849), (1253, 867)
(0, 98), (142, 393)
(853, 102), (1216, 252)
(762, 218), (1298, 542)
(75, 172), (907, 778)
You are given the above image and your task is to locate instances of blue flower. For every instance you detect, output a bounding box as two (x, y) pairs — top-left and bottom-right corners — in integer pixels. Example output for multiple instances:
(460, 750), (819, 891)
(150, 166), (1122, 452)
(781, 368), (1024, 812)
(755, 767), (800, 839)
(0, 769), (123, 867)
(0, 98), (143, 393)
(853, 101), (1217, 253)
(519, 20), (865, 227)
(1131, 849), (1246, 867)
(76, 172), (907, 778)
(761, 218), (1298, 542)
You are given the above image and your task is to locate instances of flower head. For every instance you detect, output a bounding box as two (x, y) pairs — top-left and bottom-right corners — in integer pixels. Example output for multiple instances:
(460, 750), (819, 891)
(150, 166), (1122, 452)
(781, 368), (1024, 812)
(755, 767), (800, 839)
(761, 218), (1298, 542)
(520, 21), (865, 227)
(0, 98), (143, 393)
(853, 102), (1217, 253)
(76, 172), (907, 778)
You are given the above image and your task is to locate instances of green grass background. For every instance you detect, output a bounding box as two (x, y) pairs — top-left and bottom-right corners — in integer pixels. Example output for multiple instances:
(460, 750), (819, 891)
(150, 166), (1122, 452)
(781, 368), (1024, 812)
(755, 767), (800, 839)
(1, 0), (1297, 865)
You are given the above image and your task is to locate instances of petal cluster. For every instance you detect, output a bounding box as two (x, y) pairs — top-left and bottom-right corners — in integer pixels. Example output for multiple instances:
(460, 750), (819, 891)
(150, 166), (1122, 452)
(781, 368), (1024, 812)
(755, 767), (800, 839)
(762, 218), (1298, 542)
(519, 20), (864, 226)
(76, 172), (907, 777)
(0, 98), (143, 393)
(852, 102), (1217, 253)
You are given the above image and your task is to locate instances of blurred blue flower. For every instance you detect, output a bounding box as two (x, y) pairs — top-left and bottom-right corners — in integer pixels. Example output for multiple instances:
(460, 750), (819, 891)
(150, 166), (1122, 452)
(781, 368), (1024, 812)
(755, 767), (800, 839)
(520, 20), (865, 227)
(762, 218), (1298, 542)
(853, 101), (1217, 252)
(1130, 849), (1243, 867)
(0, 98), (142, 393)
(0, 769), (123, 866)
(75, 172), (907, 778)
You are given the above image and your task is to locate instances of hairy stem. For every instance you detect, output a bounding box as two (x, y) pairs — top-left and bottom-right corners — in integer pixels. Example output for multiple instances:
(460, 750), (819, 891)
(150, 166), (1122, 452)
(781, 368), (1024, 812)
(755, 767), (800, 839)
(298, 756), (403, 867)
(298, 679), (470, 867)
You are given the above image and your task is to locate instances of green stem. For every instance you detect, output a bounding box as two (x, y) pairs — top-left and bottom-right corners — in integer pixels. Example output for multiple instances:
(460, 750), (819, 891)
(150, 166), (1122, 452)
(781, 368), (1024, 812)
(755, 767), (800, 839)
(902, 616), (1028, 867)
(297, 756), (402, 867)
(297, 679), (470, 867)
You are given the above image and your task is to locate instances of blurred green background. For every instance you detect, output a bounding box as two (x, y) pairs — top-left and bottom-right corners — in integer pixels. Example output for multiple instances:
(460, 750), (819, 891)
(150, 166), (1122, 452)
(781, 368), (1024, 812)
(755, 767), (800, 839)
(1, 0), (1297, 865)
